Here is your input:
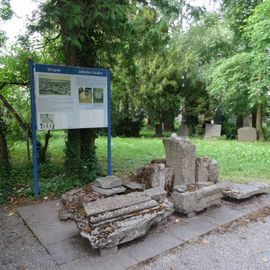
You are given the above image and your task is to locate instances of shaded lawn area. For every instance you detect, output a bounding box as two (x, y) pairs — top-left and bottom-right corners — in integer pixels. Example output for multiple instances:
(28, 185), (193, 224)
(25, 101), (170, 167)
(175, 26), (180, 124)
(3, 132), (270, 202)
(97, 137), (270, 182)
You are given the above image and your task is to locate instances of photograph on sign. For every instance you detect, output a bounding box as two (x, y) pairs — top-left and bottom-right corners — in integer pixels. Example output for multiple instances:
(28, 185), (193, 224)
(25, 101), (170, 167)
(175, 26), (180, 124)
(40, 113), (55, 130)
(78, 87), (93, 104)
(93, 88), (104, 104)
(39, 75), (71, 95)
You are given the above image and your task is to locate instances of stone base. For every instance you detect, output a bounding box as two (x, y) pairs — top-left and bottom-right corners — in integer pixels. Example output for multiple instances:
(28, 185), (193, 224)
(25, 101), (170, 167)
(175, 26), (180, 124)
(172, 185), (222, 217)
(73, 188), (174, 252)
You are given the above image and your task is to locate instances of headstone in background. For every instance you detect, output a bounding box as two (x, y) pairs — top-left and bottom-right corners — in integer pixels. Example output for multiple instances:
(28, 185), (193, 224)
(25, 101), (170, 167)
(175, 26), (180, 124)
(214, 106), (223, 125)
(243, 115), (251, 127)
(237, 127), (257, 142)
(177, 124), (189, 137)
(228, 115), (237, 125)
(204, 124), (221, 138)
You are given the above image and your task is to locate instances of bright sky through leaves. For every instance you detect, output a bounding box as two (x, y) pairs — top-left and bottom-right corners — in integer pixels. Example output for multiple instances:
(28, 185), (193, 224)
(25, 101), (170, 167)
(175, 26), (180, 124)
(0, 0), (219, 43)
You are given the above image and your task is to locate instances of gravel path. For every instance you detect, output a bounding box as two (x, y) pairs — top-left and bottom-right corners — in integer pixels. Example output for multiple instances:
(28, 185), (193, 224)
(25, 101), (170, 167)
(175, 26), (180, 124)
(130, 208), (270, 270)
(0, 206), (57, 270)
(1, 204), (270, 270)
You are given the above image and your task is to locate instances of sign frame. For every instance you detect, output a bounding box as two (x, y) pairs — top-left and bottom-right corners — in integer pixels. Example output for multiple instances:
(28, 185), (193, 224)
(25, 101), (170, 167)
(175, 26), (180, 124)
(28, 60), (112, 197)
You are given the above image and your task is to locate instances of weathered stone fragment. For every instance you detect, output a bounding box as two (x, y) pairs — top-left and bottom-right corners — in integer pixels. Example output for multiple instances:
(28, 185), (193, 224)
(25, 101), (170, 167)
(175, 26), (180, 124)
(59, 184), (101, 221)
(84, 192), (150, 216)
(74, 189), (174, 252)
(172, 185), (222, 216)
(173, 185), (187, 193)
(94, 175), (122, 189)
(196, 181), (215, 188)
(163, 137), (196, 185)
(143, 187), (167, 201)
(122, 181), (145, 190)
(132, 163), (174, 193)
(92, 185), (126, 196)
(222, 182), (270, 200)
(195, 157), (219, 183)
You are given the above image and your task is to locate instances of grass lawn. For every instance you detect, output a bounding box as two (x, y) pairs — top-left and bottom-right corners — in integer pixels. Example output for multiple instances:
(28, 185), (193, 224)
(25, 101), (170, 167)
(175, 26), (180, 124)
(2, 131), (270, 202)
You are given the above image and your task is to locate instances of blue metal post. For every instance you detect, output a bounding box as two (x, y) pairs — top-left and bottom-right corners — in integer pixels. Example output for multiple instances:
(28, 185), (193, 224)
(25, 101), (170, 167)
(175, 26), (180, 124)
(107, 69), (112, 175)
(28, 59), (39, 197)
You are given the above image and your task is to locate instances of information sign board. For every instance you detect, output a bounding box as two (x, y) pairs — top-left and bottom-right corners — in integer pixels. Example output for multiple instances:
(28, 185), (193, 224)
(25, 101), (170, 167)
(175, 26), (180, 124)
(34, 64), (108, 130)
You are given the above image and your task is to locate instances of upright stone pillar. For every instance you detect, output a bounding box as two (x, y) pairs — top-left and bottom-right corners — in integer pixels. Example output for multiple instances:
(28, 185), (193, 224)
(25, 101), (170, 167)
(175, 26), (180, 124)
(163, 137), (196, 185)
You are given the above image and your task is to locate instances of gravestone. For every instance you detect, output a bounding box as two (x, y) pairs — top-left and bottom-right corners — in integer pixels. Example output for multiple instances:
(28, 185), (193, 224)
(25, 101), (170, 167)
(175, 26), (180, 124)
(214, 106), (223, 125)
(163, 137), (196, 185)
(177, 124), (189, 137)
(204, 124), (221, 138)
(243, 115), (250, 127)
(237, 127), (257, 142)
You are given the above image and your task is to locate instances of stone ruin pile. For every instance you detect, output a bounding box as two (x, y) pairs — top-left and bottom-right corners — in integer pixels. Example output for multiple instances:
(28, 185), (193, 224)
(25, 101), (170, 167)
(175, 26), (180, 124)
(60, 135), (269, 255)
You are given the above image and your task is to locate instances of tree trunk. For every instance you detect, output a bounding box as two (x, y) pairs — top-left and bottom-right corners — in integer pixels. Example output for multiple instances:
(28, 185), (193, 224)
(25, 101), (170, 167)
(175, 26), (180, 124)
(163, 114), (175, 132)
(62, 27), (98, 178)
(236, 115), (243, 130)
(256, 103), (264, 140)
(252, 110), (256, 128)
(0, 118), (10, 175)
(154, 123), (163, 137)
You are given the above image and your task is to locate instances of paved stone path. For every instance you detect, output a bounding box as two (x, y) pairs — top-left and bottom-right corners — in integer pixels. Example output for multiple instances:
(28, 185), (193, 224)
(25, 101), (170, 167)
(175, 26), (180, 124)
(129, 207), (270, 270)
(1, 194), (270, 270)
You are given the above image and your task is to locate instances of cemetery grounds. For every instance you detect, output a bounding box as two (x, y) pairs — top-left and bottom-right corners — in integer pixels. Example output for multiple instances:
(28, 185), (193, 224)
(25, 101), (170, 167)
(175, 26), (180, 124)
(2, 130), (270, 204)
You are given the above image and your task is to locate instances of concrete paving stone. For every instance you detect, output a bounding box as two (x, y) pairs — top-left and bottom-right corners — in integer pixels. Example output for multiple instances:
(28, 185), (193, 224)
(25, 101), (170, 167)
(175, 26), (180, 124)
(204, 205), (244, 226)
(46, 235), (92, 265)
(18, 200), (62, 225)
(29, 218), (78, 245)
(59, 249), (137, 270)
(169, 215), (217, 241)
(124, 232), (183, 262)
(18, 199), (78, 245)
(222, 196), (267, 214)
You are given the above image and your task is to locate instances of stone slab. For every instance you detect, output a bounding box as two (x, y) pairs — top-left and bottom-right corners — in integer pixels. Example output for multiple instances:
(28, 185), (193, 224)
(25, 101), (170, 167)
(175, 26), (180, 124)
(89, 200), (159, 224)
(25, 217), (78, 246)
(204, 124), (221, 138)
(46, 235), (91, 265)
(204, 205), (244, 226)
(125, 232), (183, 262)
(92, 185), (126, 196)
(94, 175), (122, 189)
(18, 200), (78, 245)
(122, 181), (144, 190)
(237, 127), (257, 142)
(100, 246), (118, 257)
(84, 192), (150, 216)
(17, 200), (62, 225)
(169, 215), (217, 241)
(59, 250), (137, 270)
(222, 182), (270, 200)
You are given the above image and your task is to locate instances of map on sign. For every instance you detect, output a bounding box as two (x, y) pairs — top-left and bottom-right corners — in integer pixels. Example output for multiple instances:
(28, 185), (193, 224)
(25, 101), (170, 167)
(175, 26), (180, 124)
(34, 64), (108, 130)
